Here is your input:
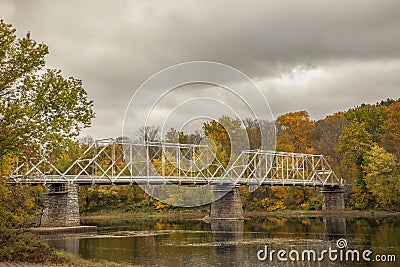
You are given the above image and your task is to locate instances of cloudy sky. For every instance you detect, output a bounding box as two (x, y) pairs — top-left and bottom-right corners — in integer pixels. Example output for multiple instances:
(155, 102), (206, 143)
(1, 0), (399, 139)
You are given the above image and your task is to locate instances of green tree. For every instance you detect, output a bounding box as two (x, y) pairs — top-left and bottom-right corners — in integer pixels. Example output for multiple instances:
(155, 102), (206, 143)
(52, 139), (85, 173)
(337, 121), (374, 209)
(344, 104), (387, 143)
(0, 19), (94, 163)
(0, 180), (43, 228)
(337, 121), (373, 176)
(0, 19), (94, 232)
(363, 145), (400, 210)
(203, 116), (246, 166)
(382, 100), (400, 157)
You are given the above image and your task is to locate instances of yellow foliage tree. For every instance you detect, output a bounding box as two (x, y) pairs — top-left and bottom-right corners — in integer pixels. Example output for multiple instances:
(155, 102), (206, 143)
(276, 111), (315, 153)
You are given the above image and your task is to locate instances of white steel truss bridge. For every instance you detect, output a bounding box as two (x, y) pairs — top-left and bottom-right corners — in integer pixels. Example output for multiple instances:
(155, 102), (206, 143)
(6, 138), (343, 187)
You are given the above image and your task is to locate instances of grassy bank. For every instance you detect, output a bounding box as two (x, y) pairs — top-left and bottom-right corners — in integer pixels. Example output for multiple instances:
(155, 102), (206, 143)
(40, 251), (140, 267)
(2, 251), (140, 267)
(0, 228), (139, 266)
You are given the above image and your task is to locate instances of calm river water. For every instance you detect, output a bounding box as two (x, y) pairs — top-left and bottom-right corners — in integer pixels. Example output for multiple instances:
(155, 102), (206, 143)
(42, 216), (399, 266)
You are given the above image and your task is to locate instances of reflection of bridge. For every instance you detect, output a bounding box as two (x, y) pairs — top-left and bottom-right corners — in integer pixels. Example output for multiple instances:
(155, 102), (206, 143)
(5, 138), (345, 227)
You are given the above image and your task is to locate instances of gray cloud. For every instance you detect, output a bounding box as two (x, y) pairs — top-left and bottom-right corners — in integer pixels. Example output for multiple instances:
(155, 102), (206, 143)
(1, 0), (399, 138)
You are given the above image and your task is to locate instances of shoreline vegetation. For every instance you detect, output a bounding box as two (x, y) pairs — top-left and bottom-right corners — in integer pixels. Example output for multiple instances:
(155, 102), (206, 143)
(80, 208), (400, 221)
(0, 228), (139, 267)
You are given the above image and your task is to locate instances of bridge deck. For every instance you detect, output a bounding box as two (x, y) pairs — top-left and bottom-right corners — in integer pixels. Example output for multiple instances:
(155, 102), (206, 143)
(8, 176), (340, 187)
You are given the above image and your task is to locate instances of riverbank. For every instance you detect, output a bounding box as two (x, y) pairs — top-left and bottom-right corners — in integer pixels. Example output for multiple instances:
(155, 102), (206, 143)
(80, 209), (400, 220)
(246, 210), (400, 218)
(42, 251), (141, 267)
(1, 251), (140, 267)
(0, 228), (140, 267)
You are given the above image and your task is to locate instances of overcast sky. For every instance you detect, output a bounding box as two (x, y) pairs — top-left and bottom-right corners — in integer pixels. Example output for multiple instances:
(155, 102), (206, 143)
(1, 0), (399, 139)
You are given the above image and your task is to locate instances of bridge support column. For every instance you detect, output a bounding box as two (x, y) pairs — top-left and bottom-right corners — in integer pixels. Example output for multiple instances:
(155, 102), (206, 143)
(210, 185), (244, 220)
(321, 186), (345, 211)
(41, 183), (80, 227)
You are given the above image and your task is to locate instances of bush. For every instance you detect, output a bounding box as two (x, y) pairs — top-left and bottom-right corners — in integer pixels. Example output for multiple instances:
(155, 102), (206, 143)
(0, 228), (65, 263)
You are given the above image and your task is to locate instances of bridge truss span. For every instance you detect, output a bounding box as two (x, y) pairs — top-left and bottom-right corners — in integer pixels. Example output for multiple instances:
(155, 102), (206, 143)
(225, 150), (342, 190)
(6, 138), (343, 187)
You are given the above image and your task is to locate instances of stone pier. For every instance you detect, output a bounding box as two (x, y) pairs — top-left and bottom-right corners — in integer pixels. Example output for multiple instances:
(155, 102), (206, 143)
(210, 185), (244, 220)
(321, 186), (345, 211)
(41, 183), (80, 227)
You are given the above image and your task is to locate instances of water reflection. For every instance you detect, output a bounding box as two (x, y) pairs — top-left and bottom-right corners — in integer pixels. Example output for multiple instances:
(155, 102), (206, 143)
(45, 238), (79, 255)
(210, 220), (244, 262)
(41, 215), (400, 266)
(324, 216), (347, 238)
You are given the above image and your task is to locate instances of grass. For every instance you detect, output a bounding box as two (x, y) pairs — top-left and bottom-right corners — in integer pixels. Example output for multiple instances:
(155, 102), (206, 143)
(0, 228), (139, 266)
(47, 250), (140, 267)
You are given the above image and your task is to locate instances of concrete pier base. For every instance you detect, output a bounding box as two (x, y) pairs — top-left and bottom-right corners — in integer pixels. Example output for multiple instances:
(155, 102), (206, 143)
(41, 183), (80, 227)
(321, 186), (345, 211)
(210, 185), (244, 220)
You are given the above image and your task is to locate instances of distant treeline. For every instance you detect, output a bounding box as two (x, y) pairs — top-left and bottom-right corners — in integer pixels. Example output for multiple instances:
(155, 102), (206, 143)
(78, 98), (400, 213)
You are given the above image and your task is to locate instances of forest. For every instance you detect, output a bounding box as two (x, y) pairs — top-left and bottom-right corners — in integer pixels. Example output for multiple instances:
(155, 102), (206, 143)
(76, 98), (400, 214)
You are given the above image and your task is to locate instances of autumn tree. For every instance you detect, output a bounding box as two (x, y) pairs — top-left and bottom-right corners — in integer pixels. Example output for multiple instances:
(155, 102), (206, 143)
(344, 104), (387, 143)
(362, 145), (400, 210)
(203, 116), (247, 166)
(268, 111), (316, 210)
(382, 100), (400, 157)
(0, 19), (94, 230)
(275, 111), (314, 153)
(0, 20), (94, 164)
(311, 113), (348, 173)
(337, 121), (374, 209)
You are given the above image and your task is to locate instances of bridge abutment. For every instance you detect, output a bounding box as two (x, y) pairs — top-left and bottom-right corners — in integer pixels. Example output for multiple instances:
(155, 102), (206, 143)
(321, 186), (345, 211)
(41, 183), (80, 227)
(210, 185), (244, 220)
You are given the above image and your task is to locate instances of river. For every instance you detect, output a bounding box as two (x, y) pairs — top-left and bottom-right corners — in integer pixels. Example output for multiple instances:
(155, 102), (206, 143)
(41, 215), (399, 266)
